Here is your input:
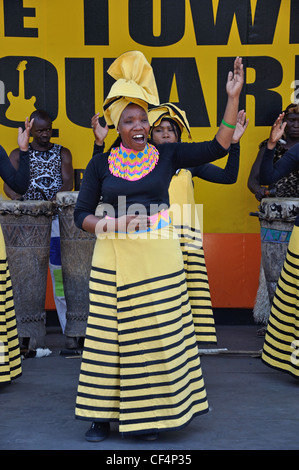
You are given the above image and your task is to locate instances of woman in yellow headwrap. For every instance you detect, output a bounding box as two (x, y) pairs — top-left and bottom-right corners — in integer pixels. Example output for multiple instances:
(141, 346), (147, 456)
(148, 104), (248, 345)
(74, 51), (244, 442)
(91, 105), (248, 345)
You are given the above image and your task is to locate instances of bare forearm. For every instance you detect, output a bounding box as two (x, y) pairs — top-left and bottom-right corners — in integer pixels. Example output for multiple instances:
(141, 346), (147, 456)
(82, 214), (118, 234)
(82, 214), (105, 234)
(216, 96), (239, 149)
(81, 214), (150, 235)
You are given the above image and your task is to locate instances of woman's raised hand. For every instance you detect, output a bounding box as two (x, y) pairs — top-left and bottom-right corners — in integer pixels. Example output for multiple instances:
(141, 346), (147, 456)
(267, 113), (287, 149)
(226, 57), (244, 99)
(231, 110), (249, 143)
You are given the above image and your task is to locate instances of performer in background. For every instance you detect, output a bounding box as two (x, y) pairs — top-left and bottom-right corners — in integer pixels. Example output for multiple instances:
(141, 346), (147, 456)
(248, 104), (299, 334)
(4, 110), (73, 334)
(0, 117), (33, 384)
(148, 103), (248, 345)
(259, 112), (299, 378)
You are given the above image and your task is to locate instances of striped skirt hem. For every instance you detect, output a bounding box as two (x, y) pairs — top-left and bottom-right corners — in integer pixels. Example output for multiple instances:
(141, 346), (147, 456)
(0, 227), (22, 384)
(262, 224), (299, 378)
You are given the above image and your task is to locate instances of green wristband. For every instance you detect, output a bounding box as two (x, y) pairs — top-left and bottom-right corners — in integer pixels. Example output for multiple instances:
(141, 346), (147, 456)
(221, 119), (236, 129)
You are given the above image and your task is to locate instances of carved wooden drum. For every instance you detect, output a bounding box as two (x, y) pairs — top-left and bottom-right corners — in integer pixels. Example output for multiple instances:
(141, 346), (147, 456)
(0, 199), (54, 349)
(56, 192), (96, 348)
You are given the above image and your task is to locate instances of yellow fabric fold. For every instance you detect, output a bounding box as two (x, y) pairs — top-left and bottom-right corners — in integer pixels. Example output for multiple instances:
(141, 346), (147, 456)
(103, 51), (160, 128)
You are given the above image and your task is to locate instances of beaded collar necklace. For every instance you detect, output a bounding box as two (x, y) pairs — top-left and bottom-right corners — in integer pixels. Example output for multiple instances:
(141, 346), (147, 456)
(108, 143), (159, 181)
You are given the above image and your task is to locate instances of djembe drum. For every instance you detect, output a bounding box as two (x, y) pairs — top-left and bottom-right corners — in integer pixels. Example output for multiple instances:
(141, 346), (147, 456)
(55, 192), (96, 348)
(0, 199), (54, 349)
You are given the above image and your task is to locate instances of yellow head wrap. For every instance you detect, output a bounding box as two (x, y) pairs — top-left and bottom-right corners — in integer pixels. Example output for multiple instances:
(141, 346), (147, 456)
(103, 51), (160, 129)
(148, 103), (192, 139)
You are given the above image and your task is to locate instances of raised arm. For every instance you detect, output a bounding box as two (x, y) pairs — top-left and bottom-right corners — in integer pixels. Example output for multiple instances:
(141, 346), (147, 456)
(247, 146), (269, 201)
(91, 113), (109, 147)
(260, 113), (299, 185)
(189, 142), (240, 183)
(190, 110), (247, 183)
(2, 117), (33, 196)
(215, 57), (244, 149)
(89, 113), (108, 159)
(247, 114), (287, 201)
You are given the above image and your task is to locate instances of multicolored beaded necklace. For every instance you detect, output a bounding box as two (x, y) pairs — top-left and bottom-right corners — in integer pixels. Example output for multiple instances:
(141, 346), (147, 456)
(108, 143), (159, 181)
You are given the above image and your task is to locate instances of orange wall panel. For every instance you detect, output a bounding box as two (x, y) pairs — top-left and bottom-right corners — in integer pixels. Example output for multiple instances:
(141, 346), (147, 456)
(203, 233), (261, 309)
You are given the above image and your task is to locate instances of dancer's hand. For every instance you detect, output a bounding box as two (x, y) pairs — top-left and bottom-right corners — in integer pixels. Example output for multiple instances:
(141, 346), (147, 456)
(226, 57), (244, 99)
(267, 113), (287, 149)
(18, 117), (34, 151)
(116, 214), (151, 233)
(91, 113), (109, 146)
(232, 110), (249, 143)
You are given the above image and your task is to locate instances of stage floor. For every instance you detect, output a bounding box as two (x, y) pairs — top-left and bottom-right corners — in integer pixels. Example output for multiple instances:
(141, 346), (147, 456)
(1, 324), (298, 451)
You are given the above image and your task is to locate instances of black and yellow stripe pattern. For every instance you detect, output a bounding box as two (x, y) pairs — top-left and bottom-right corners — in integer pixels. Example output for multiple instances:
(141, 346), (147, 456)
(75, 227), (209, 435)
(169, 170), (216, 344)
(0, 227), (22, 384)
(262, 224), (299, 378)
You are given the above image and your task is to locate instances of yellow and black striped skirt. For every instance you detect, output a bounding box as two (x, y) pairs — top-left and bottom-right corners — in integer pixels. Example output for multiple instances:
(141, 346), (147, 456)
(75, 224), (209, 435)
(169, 170), (216, 344)
(262, 224), (299, 378)
(0, 226), (22, 384)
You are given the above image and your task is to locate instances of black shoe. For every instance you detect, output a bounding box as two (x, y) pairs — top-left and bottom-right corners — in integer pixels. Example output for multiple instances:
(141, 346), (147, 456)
(85, 422), (110, 442)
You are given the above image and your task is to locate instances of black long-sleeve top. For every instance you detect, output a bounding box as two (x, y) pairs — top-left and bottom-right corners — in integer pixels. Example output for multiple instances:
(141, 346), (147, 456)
(0, 145), (30, 194)
(188, 142), (239, 183)
(259, 142), (299, 226)
(74, 137), (228, 229)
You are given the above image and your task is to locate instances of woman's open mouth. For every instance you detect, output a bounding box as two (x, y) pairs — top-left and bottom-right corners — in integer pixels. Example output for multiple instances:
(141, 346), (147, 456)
(132, 134), (146, 145)
(132, 134), (145, 142)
